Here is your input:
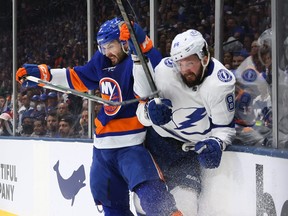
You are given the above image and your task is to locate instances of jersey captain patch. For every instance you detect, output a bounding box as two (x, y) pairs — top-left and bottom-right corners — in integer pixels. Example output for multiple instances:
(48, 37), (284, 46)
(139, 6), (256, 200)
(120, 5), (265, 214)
(217, 69), (233, 82)
(100, 78), (122, 116)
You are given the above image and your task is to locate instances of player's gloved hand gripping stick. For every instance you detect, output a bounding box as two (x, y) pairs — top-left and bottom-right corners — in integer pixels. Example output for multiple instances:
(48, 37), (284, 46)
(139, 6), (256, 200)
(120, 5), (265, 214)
(117, 0), (160, 103)
(119, 22), (153, 55)
(145, 98), (173, 126)
(117, 0), (173, 127)
(119, 22), (172, 126)
(183, 137), (224, 169)
(16, 63), (52, 87)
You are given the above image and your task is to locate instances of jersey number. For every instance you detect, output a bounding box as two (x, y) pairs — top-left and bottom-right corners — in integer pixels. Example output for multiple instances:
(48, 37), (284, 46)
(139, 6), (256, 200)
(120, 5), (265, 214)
(226, 93), (235, 112)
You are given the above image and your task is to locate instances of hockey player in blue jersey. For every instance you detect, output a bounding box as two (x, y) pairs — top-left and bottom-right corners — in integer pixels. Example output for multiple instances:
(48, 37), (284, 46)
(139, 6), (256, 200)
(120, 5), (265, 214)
(16, 17), (182, 216)
(134, 29), (236, 215)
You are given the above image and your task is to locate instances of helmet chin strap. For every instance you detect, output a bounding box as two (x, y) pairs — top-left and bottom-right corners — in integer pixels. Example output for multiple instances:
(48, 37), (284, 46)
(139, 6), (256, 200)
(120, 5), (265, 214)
(121, 41), (129, 55)
(118, 21), (129, 55)
(200, 52), (210, 82)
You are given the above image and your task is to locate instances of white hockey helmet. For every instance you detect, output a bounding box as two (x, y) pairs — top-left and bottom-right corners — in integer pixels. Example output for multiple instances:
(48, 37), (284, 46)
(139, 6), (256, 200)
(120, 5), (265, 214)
(257, 28), (272, 67)
(170, 29), (209, 62)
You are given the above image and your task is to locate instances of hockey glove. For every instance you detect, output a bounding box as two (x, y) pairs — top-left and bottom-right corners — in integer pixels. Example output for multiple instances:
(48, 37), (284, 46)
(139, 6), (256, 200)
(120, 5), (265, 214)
(195, 137), (223, 169)
(146, 98), (172, 126)
(119, 22), (153, 54)
(16, 64), (52, 87)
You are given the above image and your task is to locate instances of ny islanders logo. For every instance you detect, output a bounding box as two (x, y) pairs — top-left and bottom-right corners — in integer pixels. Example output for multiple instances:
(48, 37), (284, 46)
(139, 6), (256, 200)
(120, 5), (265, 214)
(100, 78), (122, 116)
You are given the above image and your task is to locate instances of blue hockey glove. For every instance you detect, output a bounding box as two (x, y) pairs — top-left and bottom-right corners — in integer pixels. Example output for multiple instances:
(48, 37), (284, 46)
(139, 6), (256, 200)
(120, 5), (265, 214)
(195, 137), (223, 169)
(119, 22), (153, 54)
(146, 98), (172, 126)
(16, 64), (52, 87)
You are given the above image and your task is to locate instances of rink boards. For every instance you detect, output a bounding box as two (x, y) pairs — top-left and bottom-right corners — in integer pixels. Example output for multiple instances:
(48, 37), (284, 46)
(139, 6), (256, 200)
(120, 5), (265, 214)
(0, 138), (287, 216)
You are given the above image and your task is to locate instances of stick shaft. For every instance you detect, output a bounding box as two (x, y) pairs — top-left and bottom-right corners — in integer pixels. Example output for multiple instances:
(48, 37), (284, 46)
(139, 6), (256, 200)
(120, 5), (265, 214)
(25, 76), (158, 106)
(116, 0), (159, 97)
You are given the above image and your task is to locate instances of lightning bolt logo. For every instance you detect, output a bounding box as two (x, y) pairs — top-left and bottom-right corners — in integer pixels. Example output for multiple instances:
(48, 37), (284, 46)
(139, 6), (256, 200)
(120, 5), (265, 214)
(176, 108), (206, 130)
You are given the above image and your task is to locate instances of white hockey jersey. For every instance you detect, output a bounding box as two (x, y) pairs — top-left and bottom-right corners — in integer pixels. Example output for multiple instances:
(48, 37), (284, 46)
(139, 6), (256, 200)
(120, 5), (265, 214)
(135, 57), (236, 149)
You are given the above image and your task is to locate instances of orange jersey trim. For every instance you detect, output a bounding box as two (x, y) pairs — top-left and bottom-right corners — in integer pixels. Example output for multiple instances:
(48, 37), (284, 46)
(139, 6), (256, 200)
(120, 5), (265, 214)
(38, 64), (51, 87)
(68, 68), (89, 92)
(148, 151), (165, 181)
(95, 116), (144, 135)
(140, 36), (153, 53)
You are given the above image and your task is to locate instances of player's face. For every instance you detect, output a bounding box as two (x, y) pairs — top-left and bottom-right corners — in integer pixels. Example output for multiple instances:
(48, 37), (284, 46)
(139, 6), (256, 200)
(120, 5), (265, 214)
(177, 54), (203, 87)
(101, 40), (126, 65)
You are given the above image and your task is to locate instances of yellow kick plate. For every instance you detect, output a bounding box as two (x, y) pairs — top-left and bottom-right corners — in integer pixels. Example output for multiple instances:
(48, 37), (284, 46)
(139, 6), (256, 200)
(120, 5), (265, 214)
(0, 210), (17, 216)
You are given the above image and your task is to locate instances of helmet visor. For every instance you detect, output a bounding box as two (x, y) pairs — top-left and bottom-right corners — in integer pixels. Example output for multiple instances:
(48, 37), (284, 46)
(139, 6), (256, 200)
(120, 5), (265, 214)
(98, 40), (120, 55)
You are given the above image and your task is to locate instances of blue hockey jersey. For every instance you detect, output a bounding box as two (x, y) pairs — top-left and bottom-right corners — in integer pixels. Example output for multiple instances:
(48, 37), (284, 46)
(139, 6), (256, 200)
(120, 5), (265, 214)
(50, 48), (162, 149)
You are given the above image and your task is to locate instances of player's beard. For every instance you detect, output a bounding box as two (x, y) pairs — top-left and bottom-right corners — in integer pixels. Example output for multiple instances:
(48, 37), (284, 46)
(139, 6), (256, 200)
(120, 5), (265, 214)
(108, 50), (127, 66)
(181, 66), (203, 88)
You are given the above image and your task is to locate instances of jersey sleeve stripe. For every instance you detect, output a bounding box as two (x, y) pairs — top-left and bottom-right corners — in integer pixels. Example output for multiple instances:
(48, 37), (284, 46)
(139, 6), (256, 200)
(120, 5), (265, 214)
(68, 68), (89, 92)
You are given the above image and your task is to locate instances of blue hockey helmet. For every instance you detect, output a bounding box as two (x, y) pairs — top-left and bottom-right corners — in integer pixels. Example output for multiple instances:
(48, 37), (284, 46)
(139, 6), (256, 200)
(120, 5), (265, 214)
(97, 17), (123, 54)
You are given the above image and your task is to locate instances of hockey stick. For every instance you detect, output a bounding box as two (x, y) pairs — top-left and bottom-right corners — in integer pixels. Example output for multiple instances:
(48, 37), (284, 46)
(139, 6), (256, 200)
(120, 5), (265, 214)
(25, 76), (159, 106)
(182, 142), (207, 154)
(116, 0), (160, 100)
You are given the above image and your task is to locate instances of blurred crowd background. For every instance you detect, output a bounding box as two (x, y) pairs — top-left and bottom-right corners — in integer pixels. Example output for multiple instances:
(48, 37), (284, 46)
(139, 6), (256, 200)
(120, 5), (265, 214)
(0, 0), (279, 146)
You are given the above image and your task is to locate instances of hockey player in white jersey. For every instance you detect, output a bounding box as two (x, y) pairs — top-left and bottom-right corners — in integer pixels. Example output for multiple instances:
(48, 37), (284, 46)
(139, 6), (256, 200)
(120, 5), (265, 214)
(134, 29), (236, 215)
